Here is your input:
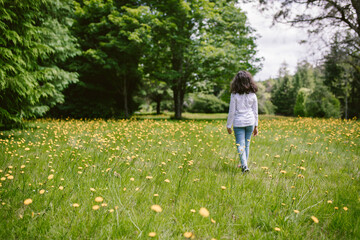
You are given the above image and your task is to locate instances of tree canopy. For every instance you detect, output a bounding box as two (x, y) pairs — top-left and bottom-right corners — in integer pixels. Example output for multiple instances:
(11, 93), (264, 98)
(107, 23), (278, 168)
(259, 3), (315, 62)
(0, 0), (79, 127)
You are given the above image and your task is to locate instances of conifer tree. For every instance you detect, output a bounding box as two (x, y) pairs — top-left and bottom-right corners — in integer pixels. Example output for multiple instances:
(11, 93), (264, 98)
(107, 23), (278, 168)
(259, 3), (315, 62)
(0, 0), (79, 127)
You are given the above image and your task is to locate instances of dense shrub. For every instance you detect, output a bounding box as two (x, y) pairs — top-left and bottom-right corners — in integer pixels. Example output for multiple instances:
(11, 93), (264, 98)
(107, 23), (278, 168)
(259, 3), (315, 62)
(305, 85), (341, 118)
(186, 94), (229, 113)
(294, 88), (311, 116)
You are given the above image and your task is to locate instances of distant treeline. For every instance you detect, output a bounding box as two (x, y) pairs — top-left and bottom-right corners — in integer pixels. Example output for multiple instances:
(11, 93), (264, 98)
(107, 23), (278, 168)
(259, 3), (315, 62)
(0, 0), (261, 128)
(257, 60), (359, 119)
(1, 0), (359, 129)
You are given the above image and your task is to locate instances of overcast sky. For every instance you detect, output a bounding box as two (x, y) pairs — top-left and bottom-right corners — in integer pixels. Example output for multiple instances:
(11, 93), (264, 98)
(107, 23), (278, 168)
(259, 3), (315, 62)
(240, 2), (317, 81)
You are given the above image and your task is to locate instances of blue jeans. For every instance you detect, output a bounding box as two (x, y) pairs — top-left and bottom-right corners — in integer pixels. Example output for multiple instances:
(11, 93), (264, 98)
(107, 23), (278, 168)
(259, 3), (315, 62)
(233, 125), (254, 168)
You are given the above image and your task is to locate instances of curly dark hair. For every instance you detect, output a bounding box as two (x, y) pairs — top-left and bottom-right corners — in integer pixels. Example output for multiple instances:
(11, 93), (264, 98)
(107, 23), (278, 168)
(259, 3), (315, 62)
(230, 71), (258, 94)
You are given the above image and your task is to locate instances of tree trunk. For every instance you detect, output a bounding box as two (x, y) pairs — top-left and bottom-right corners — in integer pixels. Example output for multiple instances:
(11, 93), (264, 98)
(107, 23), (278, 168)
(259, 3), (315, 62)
(123, 75), (129, 119)
(171, 42), (184, 120)
(156, 99), (161, 115)
(345, 76), (348, 119)
(173, 85), (182, 119)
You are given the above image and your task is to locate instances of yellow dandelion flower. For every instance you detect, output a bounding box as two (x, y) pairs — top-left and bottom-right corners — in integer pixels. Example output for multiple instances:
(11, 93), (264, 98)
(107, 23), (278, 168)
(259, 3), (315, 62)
(148, 232), (156, 237)
(135, 187), (139, 191)
(90, 188), (96, 192)
(21, 165), (26, 168)
(327, 200), (333, 204)
(1, 177), (5, 181)
(221, 186), (226, 190)
(59, 186), (64, 190)
(291, 186), (295, 189)
(24, 148), (30, 151)
(7, 175), (14, 180)
(280, 170), (286, 174)
(334, 207), (339, 210)
(130, 178), (135, 181)
(274, 227), (281, 231)
(164, 179), (170, 183)
(154, 194), (159, 197)
(311, 216), (319, 223)
(151, 204), (162, 213)
(95, 196), (104, 202)
(199, 207), (209, 217)
(343, 207), (348, 211)
(72, 203), (80, 208)
(274, 155), (280, 158)
(92, 205), (100, 210)
(109, 209), (114, 213)
(146, 176), (153, 179)
(211, 218), (216, 223)
(39, 189), (45, 194)
(48, 174), (54, 180)
(183, 232), (193, 238)
(24, 199), (32, 205)
(101, 203), (107, 207)
(294, 210), (299, 214)
(190, 209), (196, 213)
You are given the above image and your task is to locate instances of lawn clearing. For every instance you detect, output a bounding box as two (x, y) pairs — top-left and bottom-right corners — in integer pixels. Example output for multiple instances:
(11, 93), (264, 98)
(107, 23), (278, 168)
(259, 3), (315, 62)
(0, 115), (359, 239)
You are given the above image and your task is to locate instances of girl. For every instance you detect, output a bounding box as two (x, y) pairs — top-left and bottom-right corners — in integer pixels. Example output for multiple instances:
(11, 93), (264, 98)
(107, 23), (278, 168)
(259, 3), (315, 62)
(226, 71), (258, 172)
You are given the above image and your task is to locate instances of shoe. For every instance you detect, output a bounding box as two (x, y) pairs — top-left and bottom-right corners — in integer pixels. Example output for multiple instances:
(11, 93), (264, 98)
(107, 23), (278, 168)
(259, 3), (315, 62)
(242, 166), (250, 173)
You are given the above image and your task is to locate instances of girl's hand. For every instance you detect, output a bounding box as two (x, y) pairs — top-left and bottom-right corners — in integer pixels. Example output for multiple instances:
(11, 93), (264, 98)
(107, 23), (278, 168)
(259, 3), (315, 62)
(253, 126), (258, 136)
(227, 128), (232, 134)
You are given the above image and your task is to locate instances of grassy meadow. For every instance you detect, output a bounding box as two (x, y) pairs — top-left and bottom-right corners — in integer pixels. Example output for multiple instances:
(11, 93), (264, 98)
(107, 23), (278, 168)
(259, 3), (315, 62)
(0, 114), (359, 239)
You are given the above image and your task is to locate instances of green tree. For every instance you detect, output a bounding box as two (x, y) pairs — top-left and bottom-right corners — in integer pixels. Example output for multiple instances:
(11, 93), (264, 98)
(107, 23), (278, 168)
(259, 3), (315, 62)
(257, 82), (275, 115)
(140, 79), (172, 114)
(258, 0), (360, 118)
(293, 88), (311, 117)
(147, 0), (261, 119)
(324, 34), (360, 118)
(271, 63), (296, 116)
(293, 61), (315, 91)
(195, 0), (262, 104)
(305, 83), (341, 118)
(0, 0), (79, 127)
(56, 0), (152, 118)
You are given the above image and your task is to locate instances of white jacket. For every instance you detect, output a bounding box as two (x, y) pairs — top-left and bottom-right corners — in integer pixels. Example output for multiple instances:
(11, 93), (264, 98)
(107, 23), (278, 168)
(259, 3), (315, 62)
(226, 92), (258, 128)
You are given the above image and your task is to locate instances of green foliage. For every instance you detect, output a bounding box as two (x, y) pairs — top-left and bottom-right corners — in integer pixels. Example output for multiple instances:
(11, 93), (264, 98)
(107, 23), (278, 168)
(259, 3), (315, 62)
(257, 82), (275, 115)
(0, 0), (79, 127)
(50, 0), (153, 119)
(293, 61), (315, 91)
(186, 93), (229, 113)
(271, 74), (296, 116)
(143, 0), (261, 119)
(293, 88), (311, 117)
(305, 84), (341, 118)
(323, 34), (360, 119)
(194, 0), (262, 102)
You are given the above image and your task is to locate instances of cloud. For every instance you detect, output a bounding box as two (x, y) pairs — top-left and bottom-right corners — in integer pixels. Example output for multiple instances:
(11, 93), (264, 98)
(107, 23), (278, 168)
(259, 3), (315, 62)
(240, 2), (312, 81)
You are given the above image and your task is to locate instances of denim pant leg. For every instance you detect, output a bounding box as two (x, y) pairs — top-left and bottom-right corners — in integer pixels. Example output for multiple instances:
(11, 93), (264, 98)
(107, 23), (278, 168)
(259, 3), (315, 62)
(234, 126), (254, 167)
(244, 125), (254, 162)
